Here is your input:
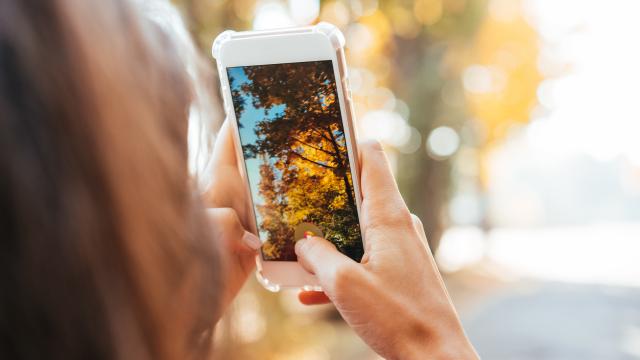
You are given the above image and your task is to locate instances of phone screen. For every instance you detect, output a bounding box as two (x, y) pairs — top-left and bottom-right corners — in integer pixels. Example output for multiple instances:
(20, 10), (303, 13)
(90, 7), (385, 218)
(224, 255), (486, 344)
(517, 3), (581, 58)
(227, 60), (363, 262)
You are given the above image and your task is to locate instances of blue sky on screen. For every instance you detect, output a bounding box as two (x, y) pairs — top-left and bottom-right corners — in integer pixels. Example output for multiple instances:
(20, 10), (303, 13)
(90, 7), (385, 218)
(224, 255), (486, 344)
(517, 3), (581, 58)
(227, 66), (286, 236)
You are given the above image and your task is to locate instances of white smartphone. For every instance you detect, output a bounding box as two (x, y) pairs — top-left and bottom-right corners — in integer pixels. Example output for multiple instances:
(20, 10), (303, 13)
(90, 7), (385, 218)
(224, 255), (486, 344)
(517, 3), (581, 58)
(212, 23), (364, 291)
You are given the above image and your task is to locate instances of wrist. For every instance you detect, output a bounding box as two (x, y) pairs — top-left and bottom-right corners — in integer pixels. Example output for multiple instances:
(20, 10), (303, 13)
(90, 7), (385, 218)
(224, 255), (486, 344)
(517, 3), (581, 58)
(396, 319), (478, 360)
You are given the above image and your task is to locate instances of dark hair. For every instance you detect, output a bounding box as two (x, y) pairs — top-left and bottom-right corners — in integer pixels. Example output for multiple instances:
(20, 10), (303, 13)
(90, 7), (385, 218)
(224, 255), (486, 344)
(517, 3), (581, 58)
(0, 0), (221, 358)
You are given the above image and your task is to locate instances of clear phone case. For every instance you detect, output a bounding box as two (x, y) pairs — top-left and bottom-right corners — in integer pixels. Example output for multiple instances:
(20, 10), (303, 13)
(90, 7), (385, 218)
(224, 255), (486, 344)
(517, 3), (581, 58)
(212, 23), (359, 292)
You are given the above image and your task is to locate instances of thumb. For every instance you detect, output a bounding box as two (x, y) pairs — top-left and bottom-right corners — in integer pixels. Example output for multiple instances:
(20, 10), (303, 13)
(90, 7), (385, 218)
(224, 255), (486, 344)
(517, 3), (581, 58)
(295, 237), (356, 289)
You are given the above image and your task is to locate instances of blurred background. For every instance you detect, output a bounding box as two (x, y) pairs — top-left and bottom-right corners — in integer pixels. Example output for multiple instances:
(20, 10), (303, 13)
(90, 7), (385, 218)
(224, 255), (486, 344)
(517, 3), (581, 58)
(172, 0), (640, 358)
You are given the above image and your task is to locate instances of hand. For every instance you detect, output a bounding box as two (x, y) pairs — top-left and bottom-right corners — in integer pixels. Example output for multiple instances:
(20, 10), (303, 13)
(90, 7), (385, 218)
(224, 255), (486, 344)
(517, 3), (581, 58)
(295, 141), (478, 360)
(203, 120), (260, 315)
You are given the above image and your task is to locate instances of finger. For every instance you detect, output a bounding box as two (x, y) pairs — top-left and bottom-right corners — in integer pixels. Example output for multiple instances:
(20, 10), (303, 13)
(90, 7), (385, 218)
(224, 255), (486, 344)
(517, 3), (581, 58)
(206, 208), (260, 252)
(211, 119), (238, 168)
(295, 236), (354, 286)
(359, 141), (411, 228)
(298, 291), (332, 305)
(205, 119), (254, 230)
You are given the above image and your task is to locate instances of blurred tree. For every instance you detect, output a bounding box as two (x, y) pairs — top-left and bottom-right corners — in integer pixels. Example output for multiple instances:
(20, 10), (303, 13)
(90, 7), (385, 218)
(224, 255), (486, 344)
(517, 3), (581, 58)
(390, 0), (485, 250)
(460, 8), (541, 190)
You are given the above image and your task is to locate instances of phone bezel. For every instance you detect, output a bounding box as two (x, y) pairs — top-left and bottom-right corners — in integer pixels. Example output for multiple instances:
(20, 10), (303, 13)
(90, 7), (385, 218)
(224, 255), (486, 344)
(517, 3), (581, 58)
(214, 27), (363, 290)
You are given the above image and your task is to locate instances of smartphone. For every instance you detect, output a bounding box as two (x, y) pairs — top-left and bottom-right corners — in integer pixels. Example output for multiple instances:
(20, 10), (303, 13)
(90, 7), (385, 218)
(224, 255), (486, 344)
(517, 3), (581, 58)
(212, 23), (364, 291)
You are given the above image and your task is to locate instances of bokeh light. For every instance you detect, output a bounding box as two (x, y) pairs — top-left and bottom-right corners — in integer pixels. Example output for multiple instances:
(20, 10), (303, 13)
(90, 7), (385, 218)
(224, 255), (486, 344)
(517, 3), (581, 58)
(427, 126), (460, 159)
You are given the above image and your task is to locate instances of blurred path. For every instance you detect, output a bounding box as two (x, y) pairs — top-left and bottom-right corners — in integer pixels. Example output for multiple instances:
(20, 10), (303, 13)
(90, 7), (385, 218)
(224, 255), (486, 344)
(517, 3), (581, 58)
(447, 270), (640, 359)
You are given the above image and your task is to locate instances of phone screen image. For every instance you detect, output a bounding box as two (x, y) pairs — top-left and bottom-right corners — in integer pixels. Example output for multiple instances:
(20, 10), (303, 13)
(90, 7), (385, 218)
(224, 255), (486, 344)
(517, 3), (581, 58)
(227, 60), (363, 262)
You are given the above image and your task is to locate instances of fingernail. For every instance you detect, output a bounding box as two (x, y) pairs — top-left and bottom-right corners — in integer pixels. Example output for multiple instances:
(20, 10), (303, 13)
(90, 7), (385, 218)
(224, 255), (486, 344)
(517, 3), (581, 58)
(242, 231), (261, 250)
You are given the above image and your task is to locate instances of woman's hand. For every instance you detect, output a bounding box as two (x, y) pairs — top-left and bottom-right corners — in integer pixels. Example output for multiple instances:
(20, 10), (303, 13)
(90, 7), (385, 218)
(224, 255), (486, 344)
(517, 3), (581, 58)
(204, 121), (260, 314)
(295, 141), (478, 360)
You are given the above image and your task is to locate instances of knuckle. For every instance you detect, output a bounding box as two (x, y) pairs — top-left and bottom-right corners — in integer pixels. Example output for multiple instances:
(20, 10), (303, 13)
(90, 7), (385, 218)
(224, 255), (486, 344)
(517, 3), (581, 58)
(361, 139), (384, 153)
(332, 263), (360, 293)
(368, 206), (414, 232)
(203, 189), (220, 206)
(393, 208), (414, 226)
(215, 207), (241, 227)
(410, 213), (424, 230)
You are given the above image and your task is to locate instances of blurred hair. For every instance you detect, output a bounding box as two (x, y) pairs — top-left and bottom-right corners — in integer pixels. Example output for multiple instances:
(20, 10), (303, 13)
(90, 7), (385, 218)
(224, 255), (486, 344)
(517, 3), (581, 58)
(136, 0), (221, 189)
(0, 0), (221, 359)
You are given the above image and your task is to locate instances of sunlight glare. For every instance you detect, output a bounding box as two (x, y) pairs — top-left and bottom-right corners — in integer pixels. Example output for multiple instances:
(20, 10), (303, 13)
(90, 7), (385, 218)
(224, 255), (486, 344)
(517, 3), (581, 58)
(253, 1), (294, 30)
(436, 226), (486, 273)
(522, 0), (640, 165)
(346, 23), (374, 52)
(359, 110), (410, 147)
(288, 0), (319, 25)
(486, 224), (640, 287)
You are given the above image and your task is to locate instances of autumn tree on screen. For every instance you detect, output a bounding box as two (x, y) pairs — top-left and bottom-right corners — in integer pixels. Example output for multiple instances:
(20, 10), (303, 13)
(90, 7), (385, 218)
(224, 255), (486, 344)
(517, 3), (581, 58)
(239, 61), (363, 261)
(257, 156), (295, 260)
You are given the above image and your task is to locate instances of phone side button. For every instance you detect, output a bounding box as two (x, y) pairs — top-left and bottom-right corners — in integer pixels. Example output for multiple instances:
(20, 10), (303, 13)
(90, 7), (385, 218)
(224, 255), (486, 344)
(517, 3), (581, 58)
(342, 77), (352, 100)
